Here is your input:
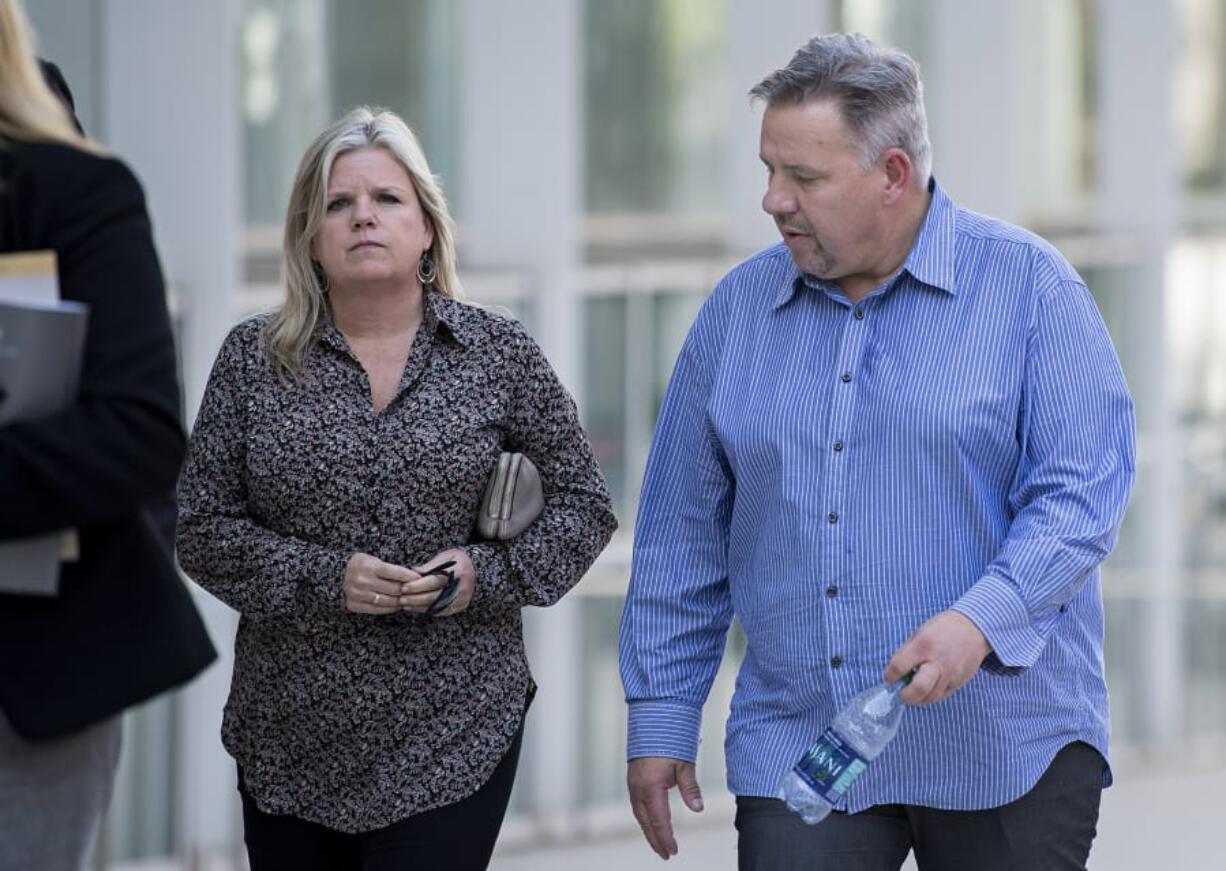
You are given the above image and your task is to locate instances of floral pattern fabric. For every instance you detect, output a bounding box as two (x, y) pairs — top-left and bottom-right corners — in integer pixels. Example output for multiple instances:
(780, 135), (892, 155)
(177, 291), (616, 832)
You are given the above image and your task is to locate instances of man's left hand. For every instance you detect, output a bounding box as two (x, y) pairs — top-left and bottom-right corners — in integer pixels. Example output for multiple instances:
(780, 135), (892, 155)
(884, 610), (991, 705)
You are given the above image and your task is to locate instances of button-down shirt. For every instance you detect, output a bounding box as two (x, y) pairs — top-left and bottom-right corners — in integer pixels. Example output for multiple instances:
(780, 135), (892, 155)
(178, 291), (615, 832)
(619, 180), (1135, 811)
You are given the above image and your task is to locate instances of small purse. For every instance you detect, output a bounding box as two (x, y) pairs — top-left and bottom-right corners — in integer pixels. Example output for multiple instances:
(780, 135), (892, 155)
(476, 452), (544, 540)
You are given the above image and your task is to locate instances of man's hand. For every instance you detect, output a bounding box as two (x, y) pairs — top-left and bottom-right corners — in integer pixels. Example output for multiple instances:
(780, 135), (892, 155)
(627, 757), (704, 860)
(885, 610), (991, 705)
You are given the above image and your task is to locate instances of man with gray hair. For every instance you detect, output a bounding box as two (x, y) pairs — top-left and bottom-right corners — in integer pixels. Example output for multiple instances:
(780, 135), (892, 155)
(619, 32), (1133, 870)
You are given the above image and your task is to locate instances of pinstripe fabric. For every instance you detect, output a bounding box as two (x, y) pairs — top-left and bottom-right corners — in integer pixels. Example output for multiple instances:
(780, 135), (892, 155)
(618, 181), (1136, 811)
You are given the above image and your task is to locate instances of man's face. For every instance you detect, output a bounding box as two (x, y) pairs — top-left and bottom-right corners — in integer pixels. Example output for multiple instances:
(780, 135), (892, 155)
(760, 100), (890, 286)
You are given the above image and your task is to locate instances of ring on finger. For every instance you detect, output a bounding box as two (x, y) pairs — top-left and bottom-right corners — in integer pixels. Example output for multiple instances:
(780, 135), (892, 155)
(372, 592), (381, 606)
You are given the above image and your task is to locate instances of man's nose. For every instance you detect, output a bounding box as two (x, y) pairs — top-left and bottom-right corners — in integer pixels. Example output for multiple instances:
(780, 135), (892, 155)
(762, 181), (795, 217)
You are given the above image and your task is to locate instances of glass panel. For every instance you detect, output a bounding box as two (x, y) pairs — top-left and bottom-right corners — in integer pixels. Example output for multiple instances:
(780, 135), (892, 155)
(1175, 0), (1226, 191)
(579, 596), (629, 805)
(327, 0), (462, 208)
(582, 296), (629, 514)
(1020, 0), (1097, 212)
(241, 0), (461, 228)
(241, 0), (331, 227)
(584, 0), (728, 215)
(579, 596), (746, 805)
(1167, 239), (1226, 423)
(99, 697), (176, 861)
(1183, 599), (1226, 737)
(650, 291), (704, 421)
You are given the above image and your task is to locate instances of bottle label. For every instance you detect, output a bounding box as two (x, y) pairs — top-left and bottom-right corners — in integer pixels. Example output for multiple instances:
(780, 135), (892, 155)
(792, 727), (868, 804)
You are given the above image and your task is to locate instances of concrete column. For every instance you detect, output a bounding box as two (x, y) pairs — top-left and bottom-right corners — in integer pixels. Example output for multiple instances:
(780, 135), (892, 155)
(459, 0), (583, 832)
(726, 0), (834, 255)
(1096, 0), (1181, 744)
(101, 0), (243, 858)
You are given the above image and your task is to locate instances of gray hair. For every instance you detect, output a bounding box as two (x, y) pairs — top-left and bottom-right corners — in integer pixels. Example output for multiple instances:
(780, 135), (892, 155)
(750, 33), (932, 186)
(265, 106), (463, 379)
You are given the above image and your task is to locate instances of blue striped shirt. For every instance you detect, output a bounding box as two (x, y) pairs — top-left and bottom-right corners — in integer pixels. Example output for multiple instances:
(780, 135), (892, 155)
(618, 180), (1135, 810)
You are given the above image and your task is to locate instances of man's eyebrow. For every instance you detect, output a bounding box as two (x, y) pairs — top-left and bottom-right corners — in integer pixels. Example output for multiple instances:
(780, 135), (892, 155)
(760, 156), (822, 175)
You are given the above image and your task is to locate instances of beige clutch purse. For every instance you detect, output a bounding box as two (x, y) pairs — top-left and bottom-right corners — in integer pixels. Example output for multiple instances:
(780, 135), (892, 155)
(477, 452), (544, 540)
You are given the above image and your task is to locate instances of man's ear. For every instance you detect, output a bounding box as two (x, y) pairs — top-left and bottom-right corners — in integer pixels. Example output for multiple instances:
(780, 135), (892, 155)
(881, 148), (913, 204)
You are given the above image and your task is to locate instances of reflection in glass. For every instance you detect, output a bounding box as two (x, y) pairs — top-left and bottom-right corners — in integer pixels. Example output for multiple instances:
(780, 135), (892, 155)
(1176, 0), (1226, 191)
(241, 0), (460, 229)
(584, 0), (728, 215)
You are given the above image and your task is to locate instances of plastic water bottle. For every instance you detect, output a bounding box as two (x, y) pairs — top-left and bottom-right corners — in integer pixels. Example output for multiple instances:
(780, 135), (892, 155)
(778, 673), (913, 824)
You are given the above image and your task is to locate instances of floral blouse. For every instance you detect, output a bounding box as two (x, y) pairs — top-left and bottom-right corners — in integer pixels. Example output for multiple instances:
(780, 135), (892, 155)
(176, 291), (616, 833)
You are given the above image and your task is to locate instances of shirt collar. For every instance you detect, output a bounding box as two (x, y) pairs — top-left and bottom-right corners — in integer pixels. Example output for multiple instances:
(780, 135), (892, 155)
(316, 288), (473, 353)
(900, 176), (958, 296)
(771, 175), (958, 310)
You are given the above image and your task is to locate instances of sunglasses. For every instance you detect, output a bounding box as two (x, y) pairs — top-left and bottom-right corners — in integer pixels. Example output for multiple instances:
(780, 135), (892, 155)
(417, 559), (459, 618)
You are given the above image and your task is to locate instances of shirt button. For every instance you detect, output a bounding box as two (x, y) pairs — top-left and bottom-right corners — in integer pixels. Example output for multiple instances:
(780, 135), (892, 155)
(833, 440), (844, 452)
(826, 585), (839, 598)
(840, 371), (852, 383)
(854, 307), (865, 320)
(827, 511), (839, 524)
(831, 656), (844, 669)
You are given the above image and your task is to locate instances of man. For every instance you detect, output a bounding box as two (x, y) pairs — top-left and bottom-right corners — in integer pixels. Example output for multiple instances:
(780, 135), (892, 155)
(618, 33), (1134, 871)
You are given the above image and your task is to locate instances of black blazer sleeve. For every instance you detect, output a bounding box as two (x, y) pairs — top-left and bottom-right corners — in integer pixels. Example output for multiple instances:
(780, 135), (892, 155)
(0, 143), (185, 536)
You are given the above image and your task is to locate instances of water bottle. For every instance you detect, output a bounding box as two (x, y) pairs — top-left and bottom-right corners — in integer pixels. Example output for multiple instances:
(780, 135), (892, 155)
(778, 673), (913, 824)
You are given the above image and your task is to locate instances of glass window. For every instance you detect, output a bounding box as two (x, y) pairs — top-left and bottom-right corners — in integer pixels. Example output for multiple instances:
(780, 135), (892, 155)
(241, 0), (461, 230)
(584, 0), (729, 215)
(581, 286), (708, 523)
(582, 295), (629, 515)
(1175, 0), (1226, 191)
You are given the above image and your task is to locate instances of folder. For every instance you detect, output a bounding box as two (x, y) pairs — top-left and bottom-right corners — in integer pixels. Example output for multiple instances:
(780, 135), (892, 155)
(0, 251), (89, 595)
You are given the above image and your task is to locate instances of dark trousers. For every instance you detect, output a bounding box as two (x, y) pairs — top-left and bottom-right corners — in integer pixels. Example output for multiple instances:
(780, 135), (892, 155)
(736, 741), (1104, 871)
(238, 724), (523, 871)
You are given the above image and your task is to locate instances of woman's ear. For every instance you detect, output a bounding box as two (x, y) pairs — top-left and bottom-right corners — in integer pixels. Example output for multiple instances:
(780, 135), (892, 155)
(423, 213), (435, 252)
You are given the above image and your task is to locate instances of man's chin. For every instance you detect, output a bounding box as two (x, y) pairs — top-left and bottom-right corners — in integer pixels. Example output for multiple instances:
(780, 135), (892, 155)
(787, 252), (833, 279)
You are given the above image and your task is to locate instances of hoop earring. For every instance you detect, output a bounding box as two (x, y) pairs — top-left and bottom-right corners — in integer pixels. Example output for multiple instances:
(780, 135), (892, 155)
(416, 251), (437, 286)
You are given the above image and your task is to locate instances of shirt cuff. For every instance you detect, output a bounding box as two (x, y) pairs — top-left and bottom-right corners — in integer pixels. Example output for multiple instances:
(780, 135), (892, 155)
(463, 542), (509, 611)
(951, 575), (1046, 670)
(626, 700), (704, 763)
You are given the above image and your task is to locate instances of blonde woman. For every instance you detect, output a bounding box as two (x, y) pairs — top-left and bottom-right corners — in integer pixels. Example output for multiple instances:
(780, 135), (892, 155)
(176, 107), (615, 870)
(0, 1), (216, 868)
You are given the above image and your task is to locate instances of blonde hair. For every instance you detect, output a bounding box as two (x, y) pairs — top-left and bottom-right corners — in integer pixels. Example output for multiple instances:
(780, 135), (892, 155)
(266, 106), (463, 379)
(0, 0), (94, 148)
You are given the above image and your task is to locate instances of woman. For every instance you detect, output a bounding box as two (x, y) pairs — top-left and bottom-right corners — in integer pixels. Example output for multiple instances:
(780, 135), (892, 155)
(0, 1), (216, 868)
(176, 106), (616, 869)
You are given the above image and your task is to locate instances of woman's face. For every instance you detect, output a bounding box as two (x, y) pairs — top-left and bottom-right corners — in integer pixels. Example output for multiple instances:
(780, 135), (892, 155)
(311, 146), (433, 295)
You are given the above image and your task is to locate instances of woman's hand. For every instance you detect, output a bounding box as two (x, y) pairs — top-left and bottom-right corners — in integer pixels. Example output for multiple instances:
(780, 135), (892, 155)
(401, 548), (476, 617)
(342, 553), (418, 615)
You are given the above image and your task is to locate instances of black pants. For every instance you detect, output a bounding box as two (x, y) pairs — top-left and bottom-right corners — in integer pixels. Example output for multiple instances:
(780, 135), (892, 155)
(238, 723), (523, 871)
(736, 741), (1104, 871)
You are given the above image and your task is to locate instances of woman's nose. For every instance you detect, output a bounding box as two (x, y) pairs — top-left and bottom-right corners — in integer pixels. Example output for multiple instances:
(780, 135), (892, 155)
(351, 199), (376, 227)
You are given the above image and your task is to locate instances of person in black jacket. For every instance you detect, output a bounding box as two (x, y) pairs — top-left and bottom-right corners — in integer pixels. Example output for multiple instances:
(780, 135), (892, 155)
(0, 2), (216, 868)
